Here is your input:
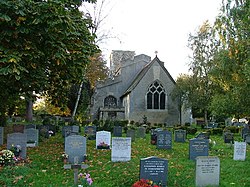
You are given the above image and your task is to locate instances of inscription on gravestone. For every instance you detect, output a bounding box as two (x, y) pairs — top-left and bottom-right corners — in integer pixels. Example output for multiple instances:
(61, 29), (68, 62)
(111, 137), (131, 162)
(196, 156), (220, 187)
(7, 133), (27, 159)
(0, 127), (3, 146)
(157, 130), (172, 149)
(65, 135), (86, 164)
(140, 156), (168, 187)
(233, 141), (246, 161)
(189, 138), (209, 161)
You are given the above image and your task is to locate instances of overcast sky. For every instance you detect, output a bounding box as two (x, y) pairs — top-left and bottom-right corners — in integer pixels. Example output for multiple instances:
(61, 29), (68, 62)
(83, 0), (222, 79)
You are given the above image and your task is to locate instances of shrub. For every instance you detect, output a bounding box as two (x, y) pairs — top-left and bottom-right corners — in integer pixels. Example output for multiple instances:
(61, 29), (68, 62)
(0, 150), (14, 166)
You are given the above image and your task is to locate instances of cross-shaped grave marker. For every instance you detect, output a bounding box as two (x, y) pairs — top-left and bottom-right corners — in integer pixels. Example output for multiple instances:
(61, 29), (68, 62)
(63, 156), (88, 185)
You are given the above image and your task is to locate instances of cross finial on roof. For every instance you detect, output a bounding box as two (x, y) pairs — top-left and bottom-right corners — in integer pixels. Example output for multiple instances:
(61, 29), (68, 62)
(155, 51), (158, 57)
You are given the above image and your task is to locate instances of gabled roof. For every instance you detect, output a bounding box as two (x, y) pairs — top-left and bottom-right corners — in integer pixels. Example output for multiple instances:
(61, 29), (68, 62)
(121, 56), (176, 98)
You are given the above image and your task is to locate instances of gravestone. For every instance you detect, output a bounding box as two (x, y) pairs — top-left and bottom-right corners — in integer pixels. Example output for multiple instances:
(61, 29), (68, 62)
(126, 129), (136, 142)
(223, 132), (234, 144)
(7, 133), (27, 159)
(245, 134), (250, 144)
(195, 132), (210, 139)
(62, 126), (72, 138)
(39, 125), (50, 138)
(241, 127), (250, 139)
(233, 141), (246, 161)
(24, 128), (39, 146)
(111, 137), (131, 162)
(137, 127), (146, 138)
(174, 129), (186, 142)
(25, 124), (36, 129)
(195, 156), (220, 187)
(13, 124), (25, 133)
(140, 156), (168, 187)
(157, 130), (172, 149)
(65, 135), (87, 164)
(0, 127), (3, 145)
(71, 125), (79, 134)
(96, 131), (111, 149)
(189, 138), (209, 161)
(84, 126), (96, 140)
(207, 122), (218, 129)
(151, 128), (163, 145)
(113, 126), (123, 137)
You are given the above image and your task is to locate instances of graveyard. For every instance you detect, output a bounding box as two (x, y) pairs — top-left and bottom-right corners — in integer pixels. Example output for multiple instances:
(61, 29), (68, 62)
(0, 121), (250, 187)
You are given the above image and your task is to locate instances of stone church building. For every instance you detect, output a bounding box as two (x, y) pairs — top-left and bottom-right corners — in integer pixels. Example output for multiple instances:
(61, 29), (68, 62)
(90, 50), (190, 126)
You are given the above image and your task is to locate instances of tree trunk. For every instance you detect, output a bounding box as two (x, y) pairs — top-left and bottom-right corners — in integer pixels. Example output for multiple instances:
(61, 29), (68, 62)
(204, 110), (208, 126)
(26, 99), (33, 122)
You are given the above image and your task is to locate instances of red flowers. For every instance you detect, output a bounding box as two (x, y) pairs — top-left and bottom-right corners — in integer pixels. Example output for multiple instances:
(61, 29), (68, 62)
(132, 179), (161, 187)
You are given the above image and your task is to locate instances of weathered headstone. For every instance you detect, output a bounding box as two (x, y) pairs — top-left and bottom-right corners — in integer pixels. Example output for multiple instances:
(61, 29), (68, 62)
(174, 129), (186, 142)
(137, 127), (146, 138)
(62, 126), (72, 138)
(140, 156), (168, 187)
(111, 137), (131, 162)
(223, 132), (234, 144)
(84, 126), (96, 140)
(7, 133), (27, 159)
(233, 141), (247, 161)
(96, 131), (111, 149)
(113, 126), (123, 137)
(71, 125), (79, 134)
(25, 124), (36, 129)
(189, 138), (209, 161)
(24, 128), (39, 146)
(195, 156), (220, 187)
(0, 127), (3, 146)
(241, 127), (250, 139)
(126, 129), (136, 142)
(157, 130), (172, 149)
(13, 124), (25, 133)
(195, 132), (210, 139)
(151, 128), (163, 145)
(65, 135), (87, 164)
(245, 134), (250, 144)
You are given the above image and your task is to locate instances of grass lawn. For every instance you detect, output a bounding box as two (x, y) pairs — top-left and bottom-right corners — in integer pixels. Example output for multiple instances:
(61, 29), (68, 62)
(0, 128), (250, 187)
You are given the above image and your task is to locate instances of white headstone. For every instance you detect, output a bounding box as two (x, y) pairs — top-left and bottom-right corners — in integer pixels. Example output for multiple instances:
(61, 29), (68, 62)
(96, 131), (111, 149)
(111, 137), (131, 162)
(196, 156), (220, 187)
(233, 141), (247, 161)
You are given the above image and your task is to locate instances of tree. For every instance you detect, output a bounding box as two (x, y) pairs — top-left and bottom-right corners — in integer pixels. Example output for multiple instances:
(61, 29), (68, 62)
(210, 0), (250, 118)
(0, 0), (98, 122)
(188, 21), (219, 124)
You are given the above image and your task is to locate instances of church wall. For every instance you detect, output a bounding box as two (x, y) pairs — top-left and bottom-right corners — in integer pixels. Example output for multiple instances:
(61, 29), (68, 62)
(127, 61), (180, 126)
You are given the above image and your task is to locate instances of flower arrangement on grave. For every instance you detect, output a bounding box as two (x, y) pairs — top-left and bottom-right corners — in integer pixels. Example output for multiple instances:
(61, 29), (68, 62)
(132, 179), (162, 187)
(78, 172), (94, 186)
(62, 153), (69, 159)
(0, 149), (15, 166)
(97, 141), (110, 149)
(10, 144), (22, 157)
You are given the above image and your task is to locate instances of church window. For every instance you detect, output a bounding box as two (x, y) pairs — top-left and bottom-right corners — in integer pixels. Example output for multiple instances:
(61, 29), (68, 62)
(104, 95), (117, 118)
(146, 81), (166, 110)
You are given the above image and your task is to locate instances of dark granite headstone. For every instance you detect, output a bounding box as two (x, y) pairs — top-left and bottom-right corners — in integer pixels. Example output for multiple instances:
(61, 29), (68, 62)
(7, 133), (27, 159)
(189, 138), (209, 161)
(13, 124), (25, 133)
(241, 127), (250, 139)
(113, 126), (122, 137)
(65, 135), (86, 164)
(140, 156), (168, 187)
(157, 130), (172, 149)
(24, 128), (39, 146)
(126, 129), (135, 142)
(25, 124), (36, 129)
(223, 132), (234, 143)
(84, 126), (96, 140)
(137, 127), (146, 138)
(0, 127), (3, 145)
(174, 130), (186, 142)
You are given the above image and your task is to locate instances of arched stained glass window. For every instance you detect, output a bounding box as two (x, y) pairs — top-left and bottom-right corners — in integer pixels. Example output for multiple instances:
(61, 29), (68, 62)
(146, 81), (166, 110)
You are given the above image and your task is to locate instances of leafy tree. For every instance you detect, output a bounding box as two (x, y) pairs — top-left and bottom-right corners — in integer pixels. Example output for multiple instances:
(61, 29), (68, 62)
(210, 0), (250, 118)
(188, 21), (219, 124)
(0, 0), (98, 122)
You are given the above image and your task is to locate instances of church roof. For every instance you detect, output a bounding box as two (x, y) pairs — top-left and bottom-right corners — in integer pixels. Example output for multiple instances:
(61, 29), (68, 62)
(121, 56), (176, 98)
